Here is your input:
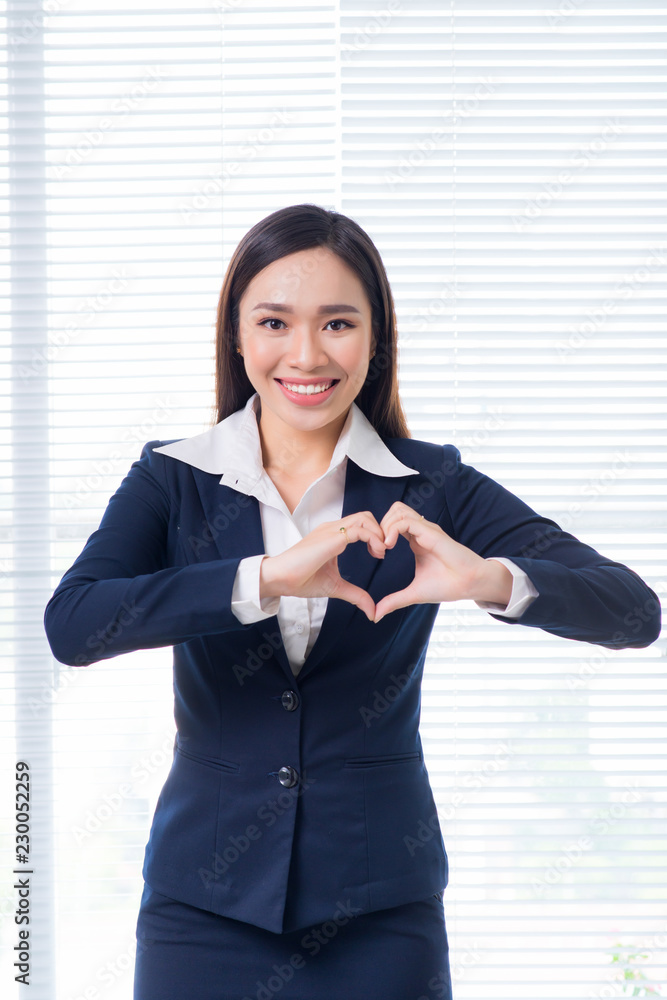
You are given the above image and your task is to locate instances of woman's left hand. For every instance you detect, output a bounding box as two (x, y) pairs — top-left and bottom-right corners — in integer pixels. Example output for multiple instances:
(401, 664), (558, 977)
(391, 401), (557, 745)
(373, 502), (513, 623)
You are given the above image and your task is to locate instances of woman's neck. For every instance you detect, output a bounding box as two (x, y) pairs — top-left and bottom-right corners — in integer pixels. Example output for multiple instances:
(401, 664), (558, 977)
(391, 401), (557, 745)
(257, 404), (348, 478)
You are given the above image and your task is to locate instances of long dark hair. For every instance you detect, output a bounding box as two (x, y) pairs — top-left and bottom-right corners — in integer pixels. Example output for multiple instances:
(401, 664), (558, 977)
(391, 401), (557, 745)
(213, 203), (411, 439)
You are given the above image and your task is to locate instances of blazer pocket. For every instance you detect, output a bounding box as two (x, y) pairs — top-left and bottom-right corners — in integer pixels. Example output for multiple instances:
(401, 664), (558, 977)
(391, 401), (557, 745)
(176, 744), (240, 774)
(343, 750), (422, 769)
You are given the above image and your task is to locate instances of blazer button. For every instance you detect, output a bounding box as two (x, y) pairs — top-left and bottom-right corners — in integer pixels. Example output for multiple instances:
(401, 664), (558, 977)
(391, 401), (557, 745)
(281, 690), (299, 712)
(278, 766), (299, 788)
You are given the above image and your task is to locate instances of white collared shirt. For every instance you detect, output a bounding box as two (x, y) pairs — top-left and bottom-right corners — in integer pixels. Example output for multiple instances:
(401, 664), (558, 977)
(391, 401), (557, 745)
(154, 393), (538, 677)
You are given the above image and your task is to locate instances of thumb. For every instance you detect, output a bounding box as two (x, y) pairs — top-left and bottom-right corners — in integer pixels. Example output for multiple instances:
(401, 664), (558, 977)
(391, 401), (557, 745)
(332, 579), (376, 623)
(373, 584), (420, 624)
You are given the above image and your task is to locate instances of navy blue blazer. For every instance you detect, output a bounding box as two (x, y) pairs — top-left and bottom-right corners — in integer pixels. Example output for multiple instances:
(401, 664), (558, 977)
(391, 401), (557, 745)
(43, 436), (661, 934)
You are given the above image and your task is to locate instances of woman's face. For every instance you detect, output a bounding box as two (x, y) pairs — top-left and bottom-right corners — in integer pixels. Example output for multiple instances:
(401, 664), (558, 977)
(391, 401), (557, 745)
(237, 247), (376, 440)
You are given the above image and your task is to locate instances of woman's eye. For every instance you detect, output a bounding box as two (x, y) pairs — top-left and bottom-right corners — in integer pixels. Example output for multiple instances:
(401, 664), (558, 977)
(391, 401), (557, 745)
(326, 319), (354, 332)
(258, 318), (286, 331)
(257, 318), (354, 332)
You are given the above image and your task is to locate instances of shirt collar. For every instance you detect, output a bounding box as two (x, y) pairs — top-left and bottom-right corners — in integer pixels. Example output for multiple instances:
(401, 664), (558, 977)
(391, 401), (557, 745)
(152, 392), (419, 488)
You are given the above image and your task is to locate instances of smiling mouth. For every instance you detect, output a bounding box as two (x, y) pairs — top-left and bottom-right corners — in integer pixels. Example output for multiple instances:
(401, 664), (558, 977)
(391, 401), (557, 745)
(275, 379), (340, 395)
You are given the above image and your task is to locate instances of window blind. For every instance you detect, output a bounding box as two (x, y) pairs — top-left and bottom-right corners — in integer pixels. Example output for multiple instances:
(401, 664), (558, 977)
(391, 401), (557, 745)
(1, 1), (665, 997)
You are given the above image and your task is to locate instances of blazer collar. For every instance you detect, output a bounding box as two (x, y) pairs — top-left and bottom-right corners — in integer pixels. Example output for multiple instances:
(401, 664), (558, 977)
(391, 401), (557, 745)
(152, 392), (419, 484)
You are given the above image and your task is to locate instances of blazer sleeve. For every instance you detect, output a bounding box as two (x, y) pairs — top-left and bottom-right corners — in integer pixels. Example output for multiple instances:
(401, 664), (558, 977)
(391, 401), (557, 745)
(44, 441), (252, 667)
(438, 445), (661, 650)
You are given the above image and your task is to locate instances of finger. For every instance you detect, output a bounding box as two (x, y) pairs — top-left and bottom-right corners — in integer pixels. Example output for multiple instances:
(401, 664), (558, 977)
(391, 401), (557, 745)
(351, 513), (386, 554)
(330, 579), (376, 622)
(338, 517), (386, 559)
(382, 513), (429, 549)
(380, 503), (422, 533)
(374, 583), (421, 623)
(380, 501), (422, 529)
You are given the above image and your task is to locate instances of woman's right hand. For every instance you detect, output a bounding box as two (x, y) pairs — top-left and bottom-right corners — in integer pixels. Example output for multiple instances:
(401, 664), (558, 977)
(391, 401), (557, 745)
(259, 513), (387, 622)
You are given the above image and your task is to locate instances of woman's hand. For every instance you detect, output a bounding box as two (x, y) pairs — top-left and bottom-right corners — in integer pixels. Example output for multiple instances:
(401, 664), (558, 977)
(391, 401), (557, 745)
(259, 513), (387, 622)
(372, 502), (513, 623)
(258, 502), (513, 624)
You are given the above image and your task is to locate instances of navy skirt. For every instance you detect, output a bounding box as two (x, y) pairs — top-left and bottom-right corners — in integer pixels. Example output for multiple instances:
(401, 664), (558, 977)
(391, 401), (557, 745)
(133, 881), (452, 1000)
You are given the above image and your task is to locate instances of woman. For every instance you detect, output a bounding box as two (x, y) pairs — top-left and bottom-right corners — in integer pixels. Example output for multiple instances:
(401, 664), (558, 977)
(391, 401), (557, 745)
(44, 204), (661, 999)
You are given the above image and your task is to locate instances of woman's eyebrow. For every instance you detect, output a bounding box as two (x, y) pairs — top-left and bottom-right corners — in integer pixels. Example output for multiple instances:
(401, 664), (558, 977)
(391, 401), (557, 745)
(251, 301), (362, 315)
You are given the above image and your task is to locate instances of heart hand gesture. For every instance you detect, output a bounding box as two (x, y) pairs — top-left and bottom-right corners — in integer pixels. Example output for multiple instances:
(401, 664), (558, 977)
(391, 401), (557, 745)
(259, 503), (514, 623)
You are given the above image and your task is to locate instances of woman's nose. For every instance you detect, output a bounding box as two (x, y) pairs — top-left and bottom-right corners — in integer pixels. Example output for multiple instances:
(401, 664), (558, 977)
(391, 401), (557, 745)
(286, 331), (328, 365)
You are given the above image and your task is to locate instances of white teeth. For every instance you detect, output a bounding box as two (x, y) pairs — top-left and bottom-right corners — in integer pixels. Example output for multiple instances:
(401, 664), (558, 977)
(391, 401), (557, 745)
(280, 380), (334, 395)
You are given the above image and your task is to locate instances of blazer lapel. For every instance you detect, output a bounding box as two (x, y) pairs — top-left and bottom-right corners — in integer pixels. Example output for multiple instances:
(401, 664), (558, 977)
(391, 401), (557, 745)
(192, 461), (413, 687)
(295, 459), (412, 683)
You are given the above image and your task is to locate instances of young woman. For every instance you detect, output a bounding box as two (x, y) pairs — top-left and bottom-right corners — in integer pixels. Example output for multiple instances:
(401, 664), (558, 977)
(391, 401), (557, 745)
(44, 204), (661, 1000)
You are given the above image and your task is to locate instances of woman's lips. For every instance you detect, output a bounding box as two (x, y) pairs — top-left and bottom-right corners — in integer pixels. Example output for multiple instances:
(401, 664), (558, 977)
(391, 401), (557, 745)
(275, 378), (340, 406)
